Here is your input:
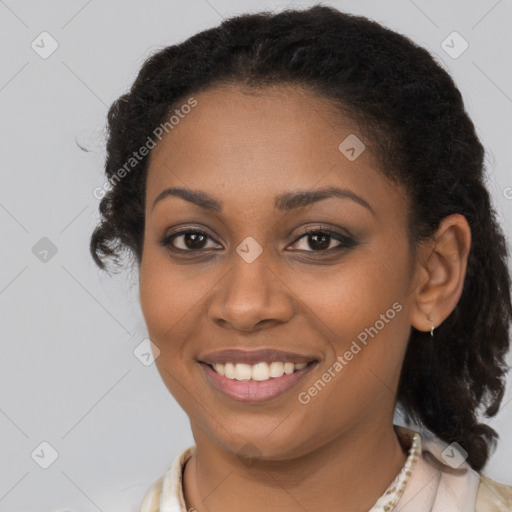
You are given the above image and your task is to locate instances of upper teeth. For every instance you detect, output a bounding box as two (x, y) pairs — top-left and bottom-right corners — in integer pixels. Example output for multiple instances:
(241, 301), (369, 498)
(212, 362), (308, 381)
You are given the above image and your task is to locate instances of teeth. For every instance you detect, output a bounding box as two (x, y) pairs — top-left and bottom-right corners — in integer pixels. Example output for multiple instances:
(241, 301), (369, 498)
(211, 361), (309, 381)
(269, 361), (285, 378)
(224, 363), (236, 379)
(235, 363), (252, 380)
(252, 362), (270, 381)
(213, 363), (225, 376)
(284, 362), (295, 375)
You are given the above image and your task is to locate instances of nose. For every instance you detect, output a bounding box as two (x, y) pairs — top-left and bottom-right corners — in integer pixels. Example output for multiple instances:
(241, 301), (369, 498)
(208, 249), (294, 332)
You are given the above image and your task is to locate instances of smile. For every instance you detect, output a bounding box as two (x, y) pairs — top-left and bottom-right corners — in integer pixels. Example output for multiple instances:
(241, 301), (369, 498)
(211, 361), (308, 381)
(199, 360), (318, 403)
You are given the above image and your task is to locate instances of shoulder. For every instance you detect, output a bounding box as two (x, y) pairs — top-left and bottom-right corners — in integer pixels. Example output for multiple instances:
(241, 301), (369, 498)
(139, 475), (163, 512)
(476, 475), (512, 512)
(139, 445), (196, 512)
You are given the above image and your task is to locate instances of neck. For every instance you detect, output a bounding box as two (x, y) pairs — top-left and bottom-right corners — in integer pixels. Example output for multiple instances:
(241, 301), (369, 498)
(183, 422), (408, 512)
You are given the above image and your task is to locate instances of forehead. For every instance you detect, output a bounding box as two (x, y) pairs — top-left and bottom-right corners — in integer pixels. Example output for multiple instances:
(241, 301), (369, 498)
(145, 84), (405, 219)
(148, 84), (349, 165)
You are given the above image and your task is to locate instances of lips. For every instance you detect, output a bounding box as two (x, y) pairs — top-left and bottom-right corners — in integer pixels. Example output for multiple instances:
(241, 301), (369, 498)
(200, 360), (318, 403)
(198, 348), (317, 366)
(197, 348), (319, 403)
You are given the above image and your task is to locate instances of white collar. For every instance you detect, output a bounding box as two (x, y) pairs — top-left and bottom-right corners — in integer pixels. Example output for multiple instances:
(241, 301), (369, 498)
(141, 425), (480, 512)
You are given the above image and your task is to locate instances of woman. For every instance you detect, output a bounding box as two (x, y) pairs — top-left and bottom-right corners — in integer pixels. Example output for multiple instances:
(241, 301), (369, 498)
(90, 5), (512, 511)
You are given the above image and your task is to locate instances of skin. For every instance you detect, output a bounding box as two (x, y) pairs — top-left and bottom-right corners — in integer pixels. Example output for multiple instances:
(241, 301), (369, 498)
(138, 84), (471, 512)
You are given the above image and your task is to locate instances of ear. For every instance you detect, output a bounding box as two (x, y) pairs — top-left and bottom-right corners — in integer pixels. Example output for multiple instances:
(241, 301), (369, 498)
(409, 214), (471, 333)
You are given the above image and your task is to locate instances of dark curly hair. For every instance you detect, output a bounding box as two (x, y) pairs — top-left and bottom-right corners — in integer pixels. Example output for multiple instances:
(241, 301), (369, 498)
(90, 4), (512, 472)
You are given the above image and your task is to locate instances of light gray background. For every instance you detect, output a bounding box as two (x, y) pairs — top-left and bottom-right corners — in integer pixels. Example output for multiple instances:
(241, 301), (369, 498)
(0, 0), (511, 511)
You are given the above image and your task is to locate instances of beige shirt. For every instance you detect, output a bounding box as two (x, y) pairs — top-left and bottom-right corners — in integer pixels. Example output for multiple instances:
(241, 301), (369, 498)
(140, 426), (512, 512)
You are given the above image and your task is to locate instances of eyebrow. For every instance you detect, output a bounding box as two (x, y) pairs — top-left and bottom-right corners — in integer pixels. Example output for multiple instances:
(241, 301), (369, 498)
(151, 186), (375, 216)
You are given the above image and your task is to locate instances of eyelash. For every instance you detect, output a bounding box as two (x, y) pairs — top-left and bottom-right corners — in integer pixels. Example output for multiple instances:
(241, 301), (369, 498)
(159, 227), (357, 255)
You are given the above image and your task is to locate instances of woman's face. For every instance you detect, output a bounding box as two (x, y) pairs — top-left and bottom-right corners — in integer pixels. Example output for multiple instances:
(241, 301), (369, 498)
(139, 84), (418, 459)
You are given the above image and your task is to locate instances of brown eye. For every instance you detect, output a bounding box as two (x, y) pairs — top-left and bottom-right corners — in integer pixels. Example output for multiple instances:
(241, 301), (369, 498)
(306, 233), (331, 250)
(289, 229), (356, 252)
(160, 230), (220, 252)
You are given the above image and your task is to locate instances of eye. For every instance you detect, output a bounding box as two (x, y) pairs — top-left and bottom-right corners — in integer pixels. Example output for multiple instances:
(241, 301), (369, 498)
(160, 229), (221, 252)
(288, 228), (356, 252)
(160, 227), (357, 254)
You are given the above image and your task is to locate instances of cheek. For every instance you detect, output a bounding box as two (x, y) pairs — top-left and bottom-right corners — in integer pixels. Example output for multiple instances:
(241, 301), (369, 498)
(138, 248), (222, 387)
(138, 248), (205, 338)
(297, 243), (412, 398)
(139, 267), (178, 338)
(138, 257), (199, 403)
(299, 249), (410, 339)
(138, 250), (193, 372)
